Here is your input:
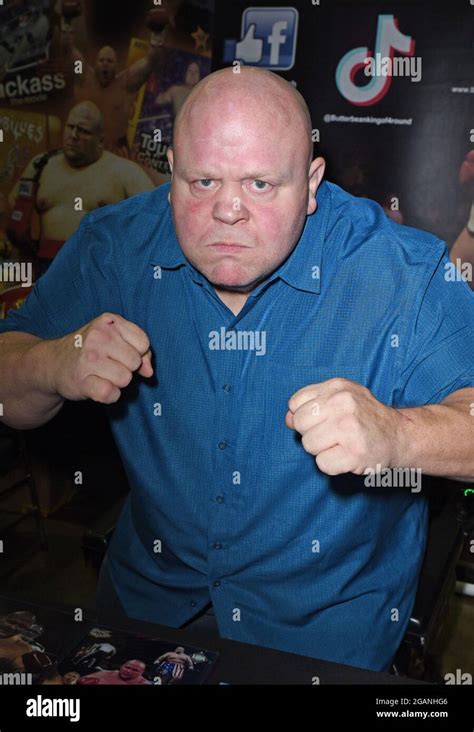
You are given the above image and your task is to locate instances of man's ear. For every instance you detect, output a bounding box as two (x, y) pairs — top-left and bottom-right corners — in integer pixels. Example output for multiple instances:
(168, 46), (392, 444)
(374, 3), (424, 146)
(166, 148), (174, 203)
(307, 157), (326, 215)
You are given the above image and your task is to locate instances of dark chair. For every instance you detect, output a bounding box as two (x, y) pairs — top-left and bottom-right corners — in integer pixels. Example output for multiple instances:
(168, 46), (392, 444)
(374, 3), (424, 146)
(392, 477), (474, 681)
(81, 497), (126, 573)
(0, 423), (48, 576)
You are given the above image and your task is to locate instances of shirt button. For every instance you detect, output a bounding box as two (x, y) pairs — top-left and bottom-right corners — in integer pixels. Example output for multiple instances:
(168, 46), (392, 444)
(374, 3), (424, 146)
(223, 384), (232, 393)
(213, 542), (223, 550)
(216, 495), (224, 503)
(213, 580), (221, 588)
(190, 601), (197, 608)
(218, 441), (227, 450)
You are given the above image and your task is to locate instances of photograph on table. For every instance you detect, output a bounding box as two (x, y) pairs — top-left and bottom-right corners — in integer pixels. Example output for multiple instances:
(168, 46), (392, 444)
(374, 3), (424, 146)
(60, 625), (219, 685)
(0, 596), (90, 685)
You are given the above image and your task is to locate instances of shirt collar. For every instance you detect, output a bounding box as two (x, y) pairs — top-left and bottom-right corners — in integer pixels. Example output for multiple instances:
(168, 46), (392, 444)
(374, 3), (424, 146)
(149, 180), (331, 294)
(275, 180), (330, 295)
(149, 183), (187, 269)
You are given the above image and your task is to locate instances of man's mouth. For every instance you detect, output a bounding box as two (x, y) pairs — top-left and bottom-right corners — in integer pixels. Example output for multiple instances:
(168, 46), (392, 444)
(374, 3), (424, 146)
(209, 243), (249, 253)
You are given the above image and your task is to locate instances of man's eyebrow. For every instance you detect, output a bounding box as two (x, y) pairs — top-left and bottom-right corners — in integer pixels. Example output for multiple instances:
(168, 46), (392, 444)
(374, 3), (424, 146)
(183, 170), (282, 180)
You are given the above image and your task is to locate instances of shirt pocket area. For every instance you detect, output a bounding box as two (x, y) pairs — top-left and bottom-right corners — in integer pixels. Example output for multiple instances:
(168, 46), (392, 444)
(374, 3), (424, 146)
(264, 364), (366, 464)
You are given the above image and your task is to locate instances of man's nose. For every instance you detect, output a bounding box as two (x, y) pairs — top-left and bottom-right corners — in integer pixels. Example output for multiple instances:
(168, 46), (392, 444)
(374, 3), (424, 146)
(212, 185), (250, 225)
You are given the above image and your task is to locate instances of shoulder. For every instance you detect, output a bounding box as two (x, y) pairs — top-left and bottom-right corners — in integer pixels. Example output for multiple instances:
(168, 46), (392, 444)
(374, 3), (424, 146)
(87, 181), (168, 225)
(101, 151), (147, 175)
(83, 182), (171, 257)
(323, 181), (446, 265)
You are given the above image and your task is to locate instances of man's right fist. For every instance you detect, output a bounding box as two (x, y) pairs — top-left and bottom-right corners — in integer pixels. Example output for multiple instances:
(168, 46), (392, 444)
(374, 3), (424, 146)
(50, 313), (153, 404)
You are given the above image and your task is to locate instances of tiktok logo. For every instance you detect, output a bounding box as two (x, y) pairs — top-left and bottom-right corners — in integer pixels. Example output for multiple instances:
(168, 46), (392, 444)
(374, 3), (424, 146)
(336, 15), (415, 106)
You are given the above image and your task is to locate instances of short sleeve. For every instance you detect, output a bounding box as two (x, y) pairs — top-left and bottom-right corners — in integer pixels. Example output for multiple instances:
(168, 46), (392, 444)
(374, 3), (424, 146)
(394, 243), (474, 407)
(0, 214), (122, 340)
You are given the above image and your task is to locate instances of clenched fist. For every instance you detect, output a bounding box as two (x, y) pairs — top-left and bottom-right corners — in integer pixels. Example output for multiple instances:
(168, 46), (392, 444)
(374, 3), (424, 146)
(285, 377), (403, 476)
(49, 313), (153, 404)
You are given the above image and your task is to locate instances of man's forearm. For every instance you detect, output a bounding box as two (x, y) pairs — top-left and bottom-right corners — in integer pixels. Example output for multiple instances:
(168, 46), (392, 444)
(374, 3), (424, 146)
(393, 387), (474, 482)
(126, 45), (165, 92)
(0, 332), (64, 429)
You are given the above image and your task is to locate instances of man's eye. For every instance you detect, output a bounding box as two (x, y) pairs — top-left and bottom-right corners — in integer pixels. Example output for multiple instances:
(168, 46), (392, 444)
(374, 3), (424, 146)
(251, 180), (271, 191)
(195, 179), (214, 189)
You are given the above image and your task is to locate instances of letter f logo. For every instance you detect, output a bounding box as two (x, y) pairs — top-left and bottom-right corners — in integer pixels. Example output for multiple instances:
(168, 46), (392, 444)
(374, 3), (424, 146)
(268, 21), (288, 65)
(336, 15), (415, 106)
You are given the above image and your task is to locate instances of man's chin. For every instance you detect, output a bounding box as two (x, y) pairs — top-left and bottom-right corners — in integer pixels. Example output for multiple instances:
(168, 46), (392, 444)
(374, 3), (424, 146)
(213, 280), (260, 293)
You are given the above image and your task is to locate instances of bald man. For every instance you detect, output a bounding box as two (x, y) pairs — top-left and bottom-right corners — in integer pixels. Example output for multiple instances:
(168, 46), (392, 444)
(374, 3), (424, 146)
(8, 101), (154, 273)
(1, 68), (474, 673)
(67, 36), (166, 153)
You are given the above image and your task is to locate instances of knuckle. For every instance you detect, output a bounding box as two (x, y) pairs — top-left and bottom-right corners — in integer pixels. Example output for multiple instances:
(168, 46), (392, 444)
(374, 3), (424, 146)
(116, 370), (133, 388)
(331, 389), (355, 411)
(94, 381), (117, 403)
(338, 413), (357, 432)
(98, 311), (116, 322)
(301, 431), (313, 452)
(328, 377), (347, 390)
(84, 348), (100, 365)
(292, 412), (302, 432)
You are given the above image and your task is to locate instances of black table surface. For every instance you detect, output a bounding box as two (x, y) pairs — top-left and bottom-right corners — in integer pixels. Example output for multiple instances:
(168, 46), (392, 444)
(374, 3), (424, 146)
(0, 593), (425, 685)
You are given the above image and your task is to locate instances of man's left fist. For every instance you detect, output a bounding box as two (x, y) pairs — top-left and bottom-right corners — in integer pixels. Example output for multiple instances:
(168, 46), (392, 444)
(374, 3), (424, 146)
(285, 377), (403, 476)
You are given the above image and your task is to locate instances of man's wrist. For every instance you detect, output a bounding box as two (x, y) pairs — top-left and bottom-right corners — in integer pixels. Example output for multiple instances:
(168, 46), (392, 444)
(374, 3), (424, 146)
(390, 407), (416, 469)
(30, 337), (64, 399)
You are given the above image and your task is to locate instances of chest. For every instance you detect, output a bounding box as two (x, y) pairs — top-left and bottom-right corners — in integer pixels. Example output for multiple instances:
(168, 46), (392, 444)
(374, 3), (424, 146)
(120, 270), (396, 466)
(36, 161), (123, 211)
(85, 79), (129, 112)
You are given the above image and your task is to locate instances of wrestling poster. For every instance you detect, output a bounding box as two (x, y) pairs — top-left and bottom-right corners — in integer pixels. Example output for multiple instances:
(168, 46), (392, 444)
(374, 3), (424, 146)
(0, 0), (214, 307)
(212, 0), (473, 252)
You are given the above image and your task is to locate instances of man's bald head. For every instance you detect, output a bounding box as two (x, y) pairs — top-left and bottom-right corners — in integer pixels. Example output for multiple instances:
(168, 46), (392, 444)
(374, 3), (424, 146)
(173, 66), (313, 168)
(68, 101), (104, 136)
(63, 102), (105, 167)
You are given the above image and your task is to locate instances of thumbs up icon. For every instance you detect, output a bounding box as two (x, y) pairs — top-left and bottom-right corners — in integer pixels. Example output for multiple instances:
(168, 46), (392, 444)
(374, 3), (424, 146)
(235, 24), (263, 63)
(224, 24), (263, 64)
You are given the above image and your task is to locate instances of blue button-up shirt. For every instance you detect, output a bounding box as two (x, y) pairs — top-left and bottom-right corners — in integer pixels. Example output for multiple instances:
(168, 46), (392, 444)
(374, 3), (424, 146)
(2, 180), (474, 671)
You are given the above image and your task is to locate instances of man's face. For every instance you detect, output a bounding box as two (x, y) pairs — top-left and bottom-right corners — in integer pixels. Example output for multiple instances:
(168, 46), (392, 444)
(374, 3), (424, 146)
(185, 63), (200, 87)
(169, 104), (313, 291)
(119, 660), (145, 680)
(63, 109), (102, 166)
(95, 48), (117, 87)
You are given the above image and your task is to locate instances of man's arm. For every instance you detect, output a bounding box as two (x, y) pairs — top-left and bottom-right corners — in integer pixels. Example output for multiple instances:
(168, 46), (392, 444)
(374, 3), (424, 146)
(395, 386), (474, 482)
(122, 36), (166, 94)
(0, 332), (65, 429)
(8, 154), (46, 210)
(122, 8), (170, 94)
(154, 87), (173, 106)
(287, 380), (474, 483)
(0, 314), (153, 430)
(120, 159), (155, 198)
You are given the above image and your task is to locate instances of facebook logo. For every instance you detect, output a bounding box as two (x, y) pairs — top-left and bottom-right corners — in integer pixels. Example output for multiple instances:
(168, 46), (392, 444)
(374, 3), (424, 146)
(223, 7), (299, 70)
